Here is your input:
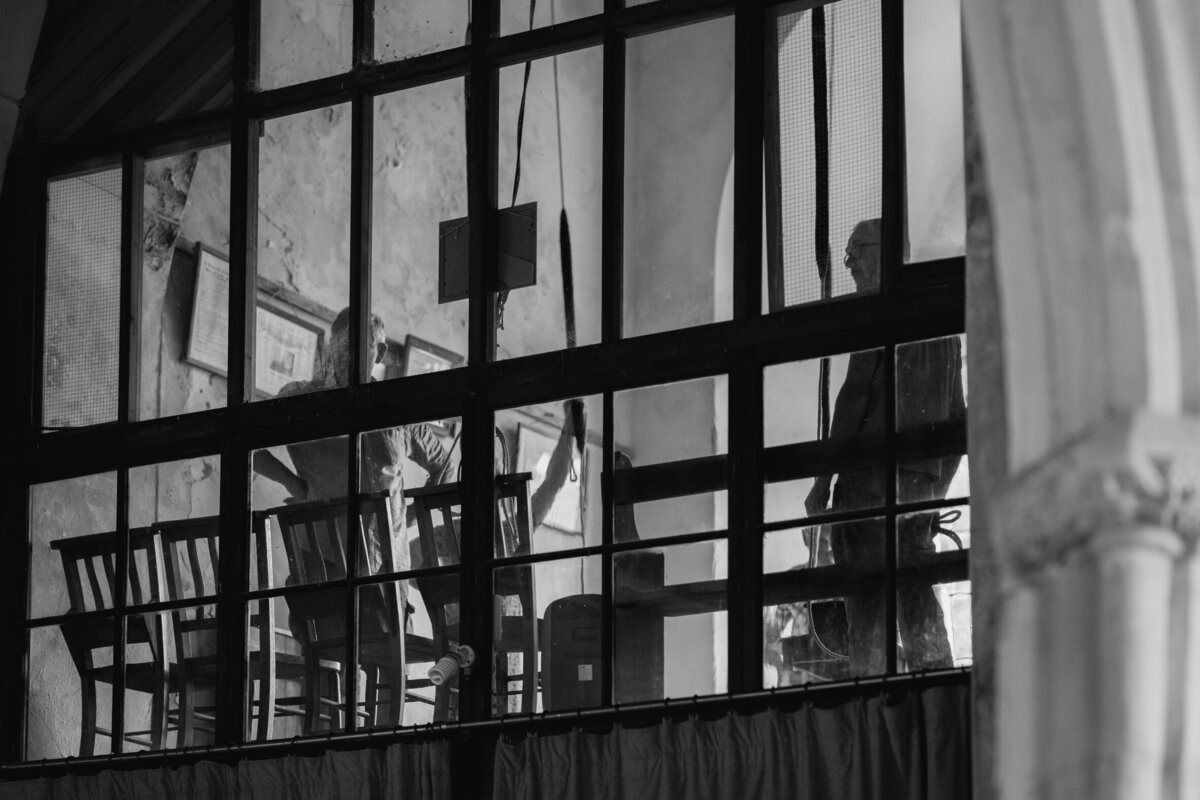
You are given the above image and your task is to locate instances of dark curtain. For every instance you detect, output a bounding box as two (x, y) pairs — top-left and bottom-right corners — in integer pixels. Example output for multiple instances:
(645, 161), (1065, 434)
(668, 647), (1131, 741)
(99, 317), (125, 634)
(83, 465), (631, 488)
(0, 740), (450, 800)
(493, 684), (969, 800)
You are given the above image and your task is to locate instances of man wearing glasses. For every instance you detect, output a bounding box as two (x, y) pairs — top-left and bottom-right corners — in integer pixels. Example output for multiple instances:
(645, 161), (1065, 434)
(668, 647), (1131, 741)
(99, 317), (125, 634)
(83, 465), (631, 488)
(805, 218), (964, 675)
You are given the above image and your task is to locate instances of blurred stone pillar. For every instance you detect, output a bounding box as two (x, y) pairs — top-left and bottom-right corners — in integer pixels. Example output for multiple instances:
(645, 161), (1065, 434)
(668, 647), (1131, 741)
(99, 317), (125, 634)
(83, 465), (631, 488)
(992, 411), (1200, 800)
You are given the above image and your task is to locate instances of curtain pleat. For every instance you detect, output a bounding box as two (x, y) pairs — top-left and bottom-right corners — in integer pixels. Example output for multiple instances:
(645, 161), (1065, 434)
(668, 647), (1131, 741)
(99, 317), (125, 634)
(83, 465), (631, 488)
(493, 684), (969, 800)
(0, 740), (450, 800)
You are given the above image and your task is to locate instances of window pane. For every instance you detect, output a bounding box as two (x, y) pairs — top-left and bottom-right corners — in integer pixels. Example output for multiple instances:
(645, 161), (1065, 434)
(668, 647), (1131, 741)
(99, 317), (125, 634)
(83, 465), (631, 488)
(129, 457), (221, 603)
(396, 573), (460, 725)
(614, 377), (728, 540)
(896, 335), (968, 503)
(359, 418), (462, 575)
(897, 505), (970, 672)
(124, 606), (218, 751)
(376, 0), (468, 62)
(259, 589), (348, 736)
(256, 105), (350, 400)
(372, 80), (468, 381)
(765, 0), (881, 310)
(496, 555), (601, 715)
(28, 472), (118, 619)
(137, 146), (231, 420)
(614, 541), (727, 703)
(624, 17), (734, 337)
(251, 435), (351, 589)
(43, 168), (122, 429)
(259, 0), (352, 90)
(500, 0), (600, 35)
(495, 47), (602, 360)
(904, 0), (965, 262)
(764, 517), (885, 681)
(763, 351), (886, 524)
(496, 397), (600, 554)
(27, 622), (114, 758)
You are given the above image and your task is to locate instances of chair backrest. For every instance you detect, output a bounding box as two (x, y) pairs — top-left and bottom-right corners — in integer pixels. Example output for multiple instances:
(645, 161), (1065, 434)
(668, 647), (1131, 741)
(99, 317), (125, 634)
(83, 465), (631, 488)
(408, 474), (533, 564)
(268, 492), (398, 649)
(51, 528), (167, 672)
(155, 517), (222, 667)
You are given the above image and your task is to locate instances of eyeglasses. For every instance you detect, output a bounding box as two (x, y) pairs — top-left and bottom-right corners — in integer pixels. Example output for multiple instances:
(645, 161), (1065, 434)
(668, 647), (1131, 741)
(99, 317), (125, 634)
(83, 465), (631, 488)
(843, 241), (879, 265)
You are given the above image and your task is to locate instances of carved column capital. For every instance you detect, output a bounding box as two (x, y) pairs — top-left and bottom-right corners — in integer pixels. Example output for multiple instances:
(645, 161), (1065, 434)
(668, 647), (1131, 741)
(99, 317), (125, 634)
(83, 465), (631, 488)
(993, 411), (1200, 579)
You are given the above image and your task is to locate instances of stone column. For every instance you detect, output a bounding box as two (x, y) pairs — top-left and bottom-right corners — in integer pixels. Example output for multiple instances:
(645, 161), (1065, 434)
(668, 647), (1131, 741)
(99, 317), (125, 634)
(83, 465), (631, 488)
(992, 411), (1200, 800)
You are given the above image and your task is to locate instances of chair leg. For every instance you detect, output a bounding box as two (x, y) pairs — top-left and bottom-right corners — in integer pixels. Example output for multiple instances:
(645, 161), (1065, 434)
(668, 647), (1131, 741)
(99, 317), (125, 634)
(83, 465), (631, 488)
(79, 679), (97, 757)
(150, 677), (169, 750)
(304, 655), (322, 733)
(178, 677), (196, 747)
(364, 666), (379, 727)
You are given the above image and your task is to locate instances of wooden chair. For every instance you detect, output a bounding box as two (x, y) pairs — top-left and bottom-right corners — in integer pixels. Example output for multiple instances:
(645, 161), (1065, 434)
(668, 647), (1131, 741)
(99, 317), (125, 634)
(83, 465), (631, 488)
(51, 529), (173, 754)
(155, 516), (311, 743)
(266, 492), (408, 730)
(408, 474), (538, 716)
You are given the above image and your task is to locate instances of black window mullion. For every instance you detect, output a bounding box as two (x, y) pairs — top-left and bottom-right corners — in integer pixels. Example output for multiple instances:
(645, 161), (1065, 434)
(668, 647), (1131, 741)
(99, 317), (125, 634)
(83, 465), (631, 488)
(880, 0), (904, 294)
(353, 0), (375, 69)
(344, 433), (361, 732)
(213, 0), (259, 746)
(733, 0), (764, 321)
(600, 4), (624, 345)
(600, 389), (614, 706)
(727, 358), (763, 693)
(462, 0), (498, 724)
(110, 467), (130, 752)
(120, 147), (143, 426)
(883, 342), (898, 673)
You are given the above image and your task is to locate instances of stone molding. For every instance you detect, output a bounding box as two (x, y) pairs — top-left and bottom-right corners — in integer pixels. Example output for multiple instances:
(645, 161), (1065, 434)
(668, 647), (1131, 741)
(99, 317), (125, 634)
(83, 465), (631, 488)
(993, 410), (1200, 579)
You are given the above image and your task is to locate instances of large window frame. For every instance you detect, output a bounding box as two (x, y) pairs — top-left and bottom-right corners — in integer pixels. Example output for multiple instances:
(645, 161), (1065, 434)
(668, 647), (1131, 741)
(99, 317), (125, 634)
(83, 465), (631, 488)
(2, 0), (969, 772)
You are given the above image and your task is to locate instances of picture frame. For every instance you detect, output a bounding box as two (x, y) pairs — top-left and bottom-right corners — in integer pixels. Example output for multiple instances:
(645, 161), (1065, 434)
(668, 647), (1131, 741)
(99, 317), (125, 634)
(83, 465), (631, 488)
(403, 335), (464, 377)
(184, 243), (232, 377)
(254, 305), (323, 397)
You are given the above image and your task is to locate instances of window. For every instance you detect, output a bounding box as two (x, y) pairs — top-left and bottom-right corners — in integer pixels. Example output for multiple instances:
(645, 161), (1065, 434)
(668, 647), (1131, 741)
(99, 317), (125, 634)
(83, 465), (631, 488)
(10, 0), (968, 765)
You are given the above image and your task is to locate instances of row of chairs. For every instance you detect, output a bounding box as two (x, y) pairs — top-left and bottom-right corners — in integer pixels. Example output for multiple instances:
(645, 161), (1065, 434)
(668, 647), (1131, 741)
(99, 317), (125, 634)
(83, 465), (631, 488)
(50, 477), (539, 755)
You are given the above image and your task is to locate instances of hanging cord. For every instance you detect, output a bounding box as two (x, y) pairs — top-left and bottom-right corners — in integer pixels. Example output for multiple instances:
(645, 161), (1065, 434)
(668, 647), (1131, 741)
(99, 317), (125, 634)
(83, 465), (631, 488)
(496, 0), (539, 332)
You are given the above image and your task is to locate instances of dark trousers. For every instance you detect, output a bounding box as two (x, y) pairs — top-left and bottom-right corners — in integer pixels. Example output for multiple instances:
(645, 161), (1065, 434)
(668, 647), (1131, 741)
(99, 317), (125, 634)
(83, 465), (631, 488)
(828, 511), (952, 674)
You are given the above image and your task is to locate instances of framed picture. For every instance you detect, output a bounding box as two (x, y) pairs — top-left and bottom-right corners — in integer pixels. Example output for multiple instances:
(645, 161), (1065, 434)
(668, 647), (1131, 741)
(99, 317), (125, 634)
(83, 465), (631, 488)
(403, 335), (464, 376)
(254, 305), (323, 397)
(515, 423), (583, 535)
(185, 243), (231, 377)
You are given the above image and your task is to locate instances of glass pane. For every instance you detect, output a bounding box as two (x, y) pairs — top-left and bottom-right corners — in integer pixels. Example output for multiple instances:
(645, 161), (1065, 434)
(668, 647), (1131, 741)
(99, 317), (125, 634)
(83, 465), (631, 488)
(763, 351), (886, 523)
(251, 435), (351, 589)
(495, 555), (601, 715)
(495, 46), (602, 360)
(614, 541), (727, 703)
(27, 622), (114, 758)
(764, 517), (886, 681)
(124, 606), (218, 751)
(358, 418), (462, 575)
(614, 377), (728, 541)
(28, 472), (118, 619)
(137, 146), (232, 420)
(261, 589), (348, 736)
(372, 79), (468, 380)
(898, 505), (971, 672)
(496, 397), (600, 554)
(356, 579), (407, 727)
(765, 0), (881, 310)
(245, 596), (312, 740)
(256, 105), (350, 400)
(43, 168), (122, 429)
(896, 335), (968, 503)
(128, 456), (221, 603)
(500, 0), (600, 35)
(624, 17), (734, 337)
(259, 0), (352, 90)
(904, 0), (965, 262)
(376, 0), (468, 62)
(397, 573), (460, 725)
